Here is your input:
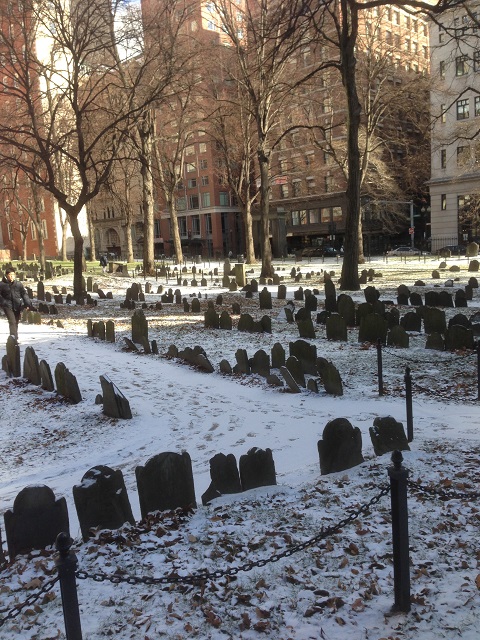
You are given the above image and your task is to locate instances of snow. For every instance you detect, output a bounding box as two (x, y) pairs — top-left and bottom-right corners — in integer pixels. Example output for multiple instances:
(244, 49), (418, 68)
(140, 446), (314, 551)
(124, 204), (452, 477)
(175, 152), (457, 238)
(0, 255), (479, 639)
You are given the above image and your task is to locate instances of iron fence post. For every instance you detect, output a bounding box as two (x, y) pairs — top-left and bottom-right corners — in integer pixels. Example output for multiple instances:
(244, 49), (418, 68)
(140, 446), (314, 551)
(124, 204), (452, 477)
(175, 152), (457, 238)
(377, 338), (384, 396)
(55, 532), (83, 640)
(388, 450), (411, 613)
(404, 366), (413, 442)
(477, 341), (480, 400)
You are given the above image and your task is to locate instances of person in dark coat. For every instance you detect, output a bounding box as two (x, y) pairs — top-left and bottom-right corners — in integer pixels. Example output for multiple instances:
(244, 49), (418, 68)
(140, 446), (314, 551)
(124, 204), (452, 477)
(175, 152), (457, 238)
(99, 254), (108, 273)
(0, 267), (32, 339)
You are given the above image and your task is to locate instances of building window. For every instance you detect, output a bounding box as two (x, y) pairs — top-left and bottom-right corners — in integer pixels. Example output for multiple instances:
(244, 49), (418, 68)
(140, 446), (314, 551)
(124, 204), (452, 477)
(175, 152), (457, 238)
(176, 196), (186, 211)
(292, 180), (301, 197)
(306, 178), (316, 194)
(191, 215), (200, 235)
(154, 220), (161, 238)
(219, 192), (229, 206)
(186, 162), (196, 172)
(474, 50), (480, 71)
(440, 104), (446, 123)
(280, 184), (289, 198)
(309, 209), (320, 224)
(187, 178), (197, 188)
(205, 213), (212, 235)
(201, 175), (209, 186)
(457, 98), (470, 120)
(41, 218), (48, 239)
(441, 149), (446, 168)
(178, 216), (187, 236)
(457, 145), (469, 166)
(475, 96), (480, 116)
(456, 55), (468, 76)
(7, 223), (13, 240)
(441, 194), (447, 210)
(439, 60), (446, 77)
(199, 142), (207, 153)
(30, 221), (37, 240)
(199, 159), (208, 169)
(325, 175), (334, 193)
(188, 194), (199, 209)
(201, 192), (210, 207)
(394, 10), (400, 25)
(186, 145), (195, 155)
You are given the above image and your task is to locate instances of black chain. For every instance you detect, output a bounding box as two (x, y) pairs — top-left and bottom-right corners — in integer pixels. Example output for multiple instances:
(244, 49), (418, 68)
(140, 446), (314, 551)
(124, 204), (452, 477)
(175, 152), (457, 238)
(76, 485), (390, 587)
(408, 479), (480, 501)
(382, 346), (475, 365)
(0, 576), (59, 628)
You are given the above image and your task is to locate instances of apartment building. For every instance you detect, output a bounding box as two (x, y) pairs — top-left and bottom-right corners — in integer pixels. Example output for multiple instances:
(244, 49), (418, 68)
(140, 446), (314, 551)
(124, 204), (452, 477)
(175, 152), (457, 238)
(270, 6), (431, 254)
(429, 3), (480, 251)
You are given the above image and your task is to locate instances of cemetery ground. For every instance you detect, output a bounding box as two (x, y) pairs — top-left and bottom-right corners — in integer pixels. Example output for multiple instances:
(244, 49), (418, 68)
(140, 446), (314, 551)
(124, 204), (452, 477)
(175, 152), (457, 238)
(0, 254), (480, 640)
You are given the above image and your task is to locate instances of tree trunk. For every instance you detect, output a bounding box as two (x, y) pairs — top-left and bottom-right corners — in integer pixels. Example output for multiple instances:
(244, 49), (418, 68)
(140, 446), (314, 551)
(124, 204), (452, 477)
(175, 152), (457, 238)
(244, 200), (256, 264)
(69, 214), (85, 300)
(339, 2), (361, 291)
(125, 225), (134, 263)
(87, 206), (96, 262)
(258, 150), (273, 278)
(358, 216), (365, 264)
(169, 200), (183, 264)
(139, 111), (155, 276)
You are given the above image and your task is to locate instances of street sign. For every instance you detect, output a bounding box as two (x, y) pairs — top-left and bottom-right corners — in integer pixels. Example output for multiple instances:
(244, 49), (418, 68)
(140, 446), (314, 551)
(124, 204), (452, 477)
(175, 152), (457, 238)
(409, 227), (414, 235)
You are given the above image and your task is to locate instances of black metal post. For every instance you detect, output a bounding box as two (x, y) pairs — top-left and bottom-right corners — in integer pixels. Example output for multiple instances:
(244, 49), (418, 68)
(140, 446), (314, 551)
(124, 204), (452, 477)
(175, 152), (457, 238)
(404, 366), (413, 442)
(377, 338), (384, 396)
(477, 341), (480, 400)
(388, 450), (411, 613)
(55, 532), (83, 640)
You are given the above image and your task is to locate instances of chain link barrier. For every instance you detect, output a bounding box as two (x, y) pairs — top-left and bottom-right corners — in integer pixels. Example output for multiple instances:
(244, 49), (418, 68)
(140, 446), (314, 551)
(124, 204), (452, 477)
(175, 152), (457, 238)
(408, 478), (480, 501)
(75, 485), (391, 587)
(382, 345), (476, 366)
(0, 576), (59, 628)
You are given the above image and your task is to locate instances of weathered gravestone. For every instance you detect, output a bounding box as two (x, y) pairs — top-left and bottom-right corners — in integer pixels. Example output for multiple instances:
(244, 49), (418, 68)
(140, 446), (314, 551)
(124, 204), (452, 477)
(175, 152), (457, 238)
(251, 349), (270, 377)
(239, 447), (276, 490)
(23, 346), (41, 385)
(259, 287), (272, 310)
(204, 306), (220, 329)
(132, 309), (148, 344)
(326, 313), (348, 341)
(4, 486), (69, 560)
(324, 280), (337, 312)
(191, 297), (201, 313)
(289, 339), (317, 375)
(39, 359), (55, 391)
(100, 375), (132, 419)
(55, 362), (82, 404)
(271, 342), (286, 369)
(135, 451), (197, 518)
(369, 416), (410, 457)
(444, 325), (474, 351)
(387, 325), (409, 348)
(234, 348), (250, 374)
(297, 315), (316, 339)
(285, 355), (305, 387)
(317, 418), (364, 475)
(355, 302), (374, 326)
(316, 357), (343, 396)
(277, 284), (287, 300)
(201, 453), (242, 506)
(358, 313), (388, 344)
(238, 313), (255, 332)
(400, 311), (421, 332)
(455, 289), (468, 307)
(425, 332), (445, 350)
(106, 320), (115, 343)
(280, 366), (301, 393)
(73, 465), (135, 541)
(468, 259), (479, 272)
(219, 310), (232, 330)
(337, 294), (355, 326)
(423, 307), (447, 335)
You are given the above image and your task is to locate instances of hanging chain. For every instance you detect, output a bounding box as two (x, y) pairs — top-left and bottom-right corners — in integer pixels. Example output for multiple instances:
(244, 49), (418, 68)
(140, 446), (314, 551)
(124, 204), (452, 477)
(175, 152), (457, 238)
(0, 576), (59, 628)
(408, 479), (480, 501)
(76, 485), (390, 587)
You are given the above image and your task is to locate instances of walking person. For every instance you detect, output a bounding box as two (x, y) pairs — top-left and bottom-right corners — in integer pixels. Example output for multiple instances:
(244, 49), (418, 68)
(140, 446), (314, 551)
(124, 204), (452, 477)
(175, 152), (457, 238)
(99, 254), (108, 273)
(0, 267), (32, 340)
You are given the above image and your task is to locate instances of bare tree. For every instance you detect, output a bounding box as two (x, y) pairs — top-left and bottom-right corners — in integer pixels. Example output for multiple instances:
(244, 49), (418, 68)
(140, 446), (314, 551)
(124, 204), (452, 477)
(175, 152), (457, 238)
(0, 0), (182, 297)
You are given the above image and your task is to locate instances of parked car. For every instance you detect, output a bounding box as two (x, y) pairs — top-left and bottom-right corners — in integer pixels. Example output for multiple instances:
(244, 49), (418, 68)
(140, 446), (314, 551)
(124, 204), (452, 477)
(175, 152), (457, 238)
(387, 246), (421, 256)
(437, 244), (467, 256)
(321, 246), (339, 257)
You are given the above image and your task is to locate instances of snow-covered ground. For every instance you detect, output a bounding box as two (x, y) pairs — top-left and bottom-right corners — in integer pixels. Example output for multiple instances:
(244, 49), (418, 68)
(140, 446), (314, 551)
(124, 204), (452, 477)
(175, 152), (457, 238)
(0, 254), (479, 639)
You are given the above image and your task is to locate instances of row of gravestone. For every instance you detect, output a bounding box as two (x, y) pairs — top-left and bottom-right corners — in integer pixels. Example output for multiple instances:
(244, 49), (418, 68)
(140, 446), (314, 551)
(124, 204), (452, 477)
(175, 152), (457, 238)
(165, 340), (344, 396)
(1, 339), (132, 418)
(1, 415), (409, 561)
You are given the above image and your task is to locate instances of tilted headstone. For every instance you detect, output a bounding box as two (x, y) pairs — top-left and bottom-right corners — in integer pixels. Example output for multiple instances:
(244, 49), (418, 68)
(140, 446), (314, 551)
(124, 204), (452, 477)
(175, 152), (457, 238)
(23, 346), (41, 385)
(285, 355), (305, 387)
(136, 451), (197, 518)
(280, 366), (301, 393)
(99, 375), (132, 419)
(4, 336), (21, 378)
(55, 362), (82, 404)
(4, 485), (69, 560)
(369, 416), (410, 457)
(73, 465), (135, 542)
(239, 447), (276, 491)
(219, 359), (232, 374)
(39, 359), (55, 391)
(317, 357), (343, 396)
(318, 418), (364, 475)
(132, 309), (148, 344)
